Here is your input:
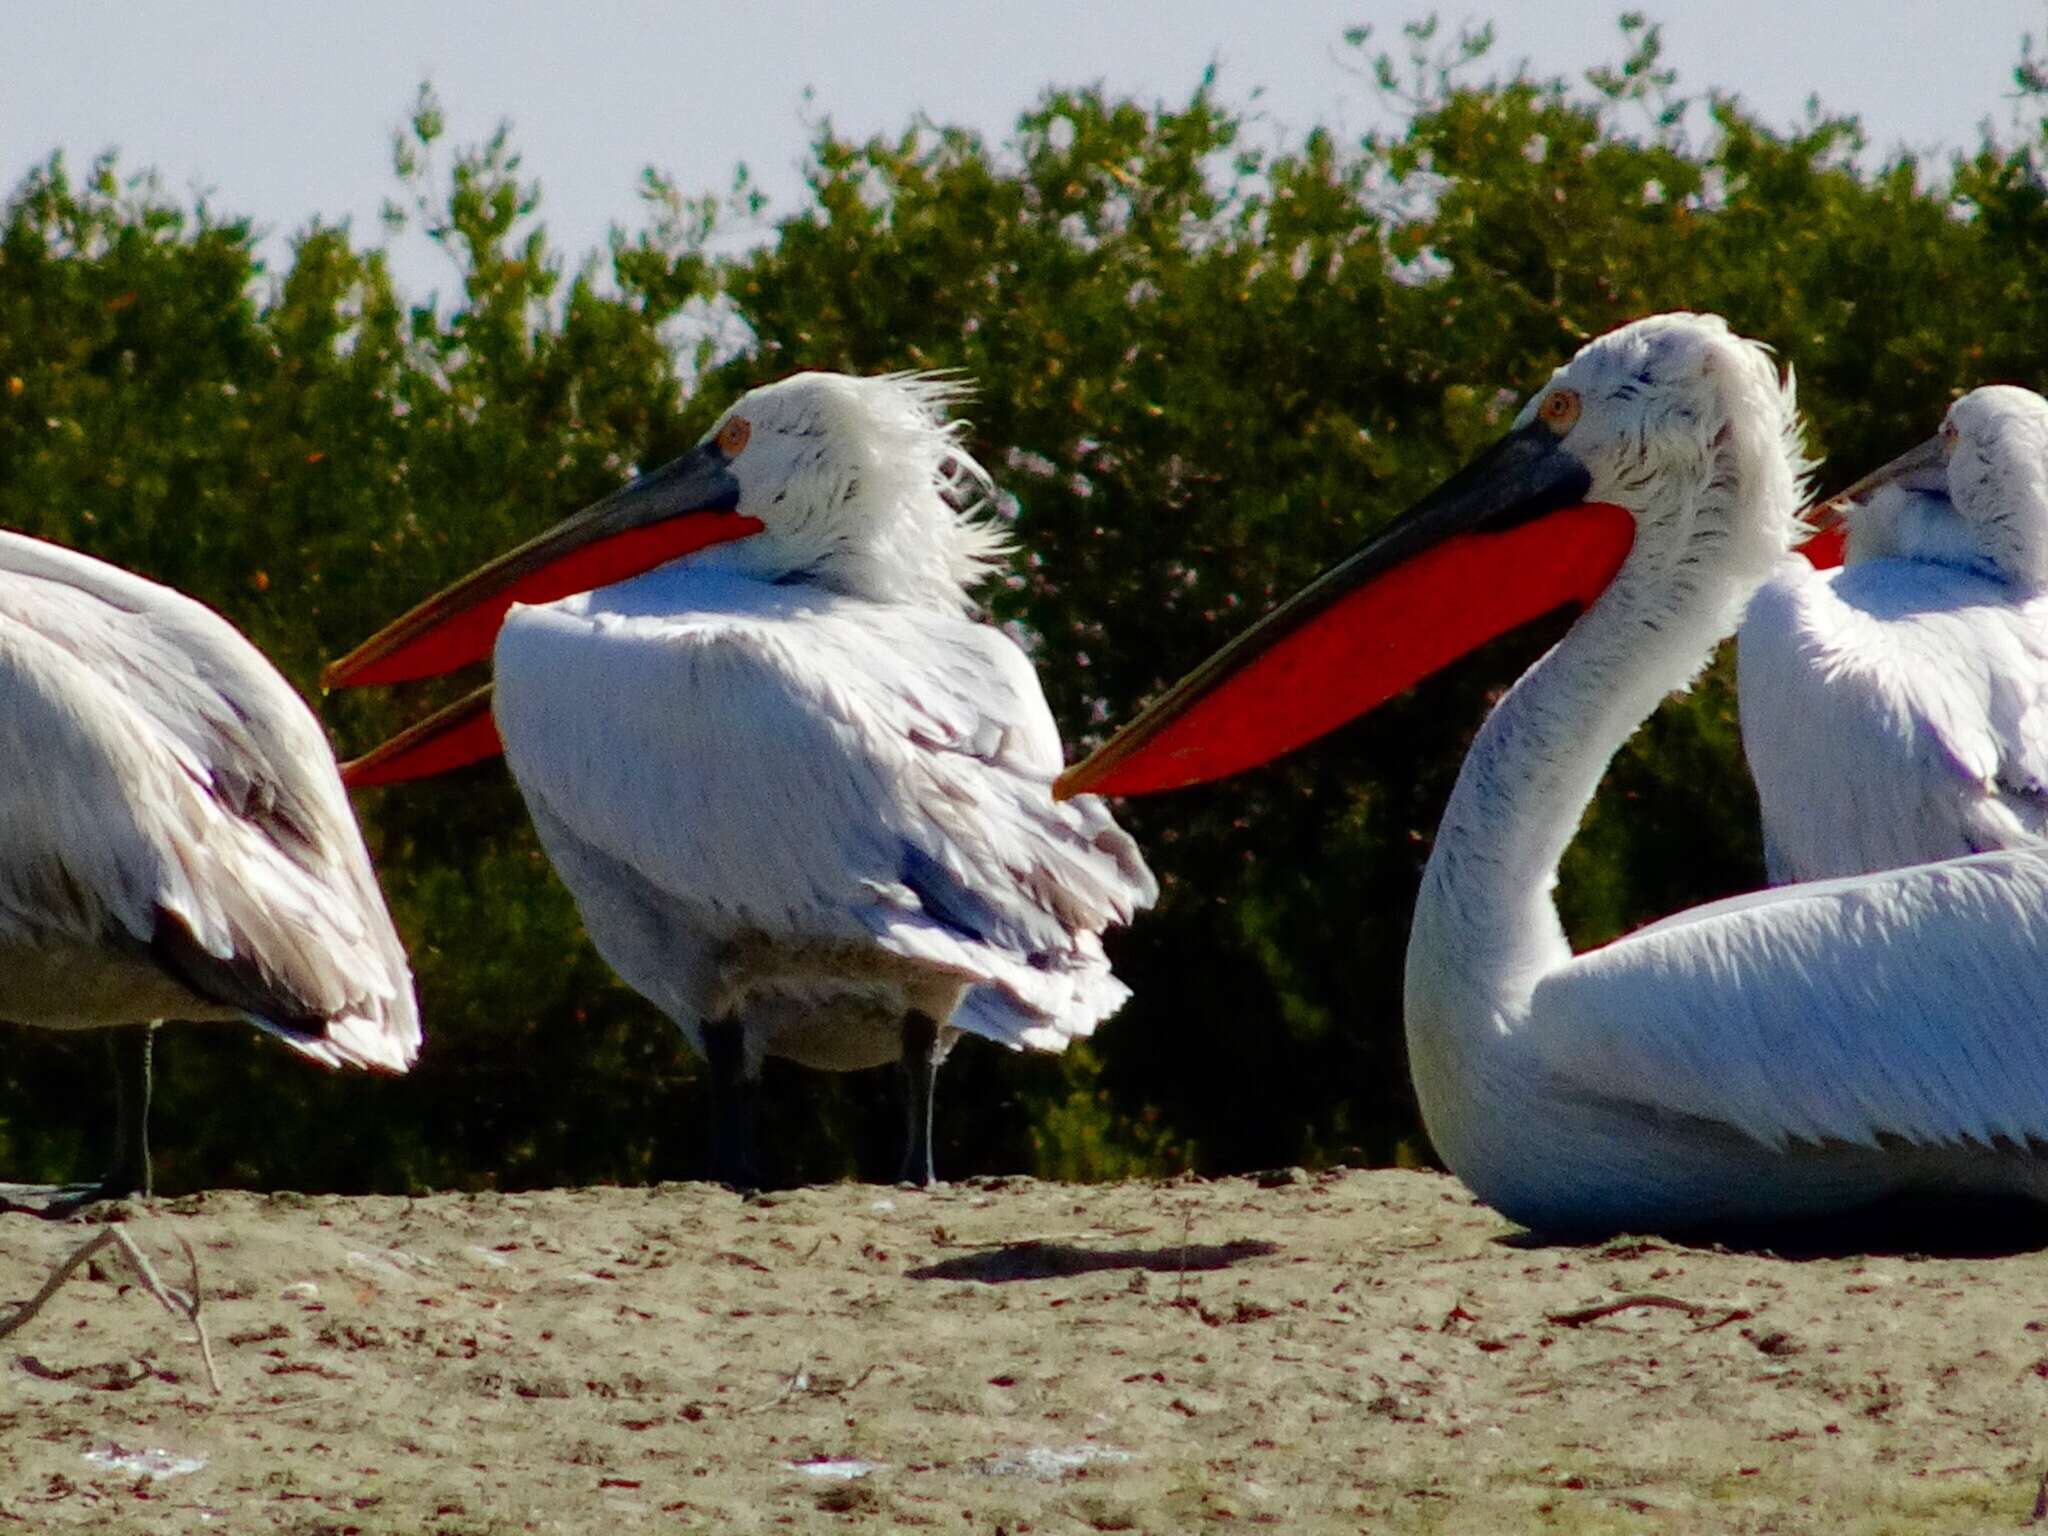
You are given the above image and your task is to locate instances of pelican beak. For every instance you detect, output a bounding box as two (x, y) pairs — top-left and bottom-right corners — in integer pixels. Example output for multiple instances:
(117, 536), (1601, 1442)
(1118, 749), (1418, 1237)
(1055, 421), (1634, 800)
(1795, 433), (1948, 573)
(1795, 517), (1848, 570)
(324, 442), (764, 689)
(1830, 432), (1950, 507)
(342, 685), (501, 789)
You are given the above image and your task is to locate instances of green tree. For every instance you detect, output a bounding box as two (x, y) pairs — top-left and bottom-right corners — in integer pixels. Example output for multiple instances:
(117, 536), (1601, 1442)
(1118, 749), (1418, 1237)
(6, 22), (2048, 1191)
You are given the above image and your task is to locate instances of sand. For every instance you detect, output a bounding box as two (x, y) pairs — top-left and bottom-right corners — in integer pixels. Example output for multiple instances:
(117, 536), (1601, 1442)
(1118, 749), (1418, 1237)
(0, 1168), (2044, 1533)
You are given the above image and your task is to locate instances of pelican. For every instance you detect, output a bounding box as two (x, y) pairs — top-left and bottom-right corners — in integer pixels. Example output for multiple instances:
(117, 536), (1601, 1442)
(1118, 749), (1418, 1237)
(0, 531), (419, 1214)
(1059, 313), (2048, 1236)
(326, 372), (1155, 1187)
(1739, 385), (2048, 883)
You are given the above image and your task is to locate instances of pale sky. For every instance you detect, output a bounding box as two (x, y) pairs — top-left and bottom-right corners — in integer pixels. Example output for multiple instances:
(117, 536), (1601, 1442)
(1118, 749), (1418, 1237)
(6, 3), (2042, 299)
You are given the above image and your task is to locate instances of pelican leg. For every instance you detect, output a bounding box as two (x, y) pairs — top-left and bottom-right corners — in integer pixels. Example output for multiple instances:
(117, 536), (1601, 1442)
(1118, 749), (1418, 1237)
(702, 1019), (760, 1191)
(104, 1023), (155, 1201)
(898, 1011), (941, 1188)
(0, 1023), (156, 1218)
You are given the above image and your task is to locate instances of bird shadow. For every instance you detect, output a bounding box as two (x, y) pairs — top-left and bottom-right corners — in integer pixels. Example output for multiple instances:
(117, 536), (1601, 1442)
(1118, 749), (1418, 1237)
(906, 1238), (1279, 1284)
(1496, 1192), (2048, 1261)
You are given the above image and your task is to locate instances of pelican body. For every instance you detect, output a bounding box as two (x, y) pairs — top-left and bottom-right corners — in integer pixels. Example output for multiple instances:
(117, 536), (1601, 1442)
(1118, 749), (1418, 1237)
(1062, 314), (2048, 1236)
(1740, 386), (2048, 883)
(0, 531), (419, 1211)
(329, 373), (1154, 1186)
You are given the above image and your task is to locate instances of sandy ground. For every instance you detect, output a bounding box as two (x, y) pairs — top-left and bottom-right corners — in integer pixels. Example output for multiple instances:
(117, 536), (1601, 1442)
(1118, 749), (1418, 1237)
(0, 1170), (2045, 1533)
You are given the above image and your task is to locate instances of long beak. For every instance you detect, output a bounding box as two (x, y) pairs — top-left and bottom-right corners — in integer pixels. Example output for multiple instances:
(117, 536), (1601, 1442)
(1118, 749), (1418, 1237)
(1795, 433), (1948, 572)
(1055, 422), (1633, 800)
(341, 685), (501, 788)
(325, 443), (763, 689)
(1827, 432), (1949, 509)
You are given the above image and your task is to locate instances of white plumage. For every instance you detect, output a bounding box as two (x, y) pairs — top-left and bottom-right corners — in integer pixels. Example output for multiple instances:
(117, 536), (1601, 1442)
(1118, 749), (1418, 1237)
(337, 371), (1154, 1184)
(0, 529), (419, 1206)
(495, 569), (1150, 1067)
(1066, 313), (2048, 1236)
(1739, 386), (2048, 882)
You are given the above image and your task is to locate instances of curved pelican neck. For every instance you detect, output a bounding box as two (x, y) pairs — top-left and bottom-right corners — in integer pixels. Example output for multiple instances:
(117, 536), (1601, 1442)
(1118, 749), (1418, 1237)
(1397, 542), (1763, 1204)
(1406, 541), (1763, 1038)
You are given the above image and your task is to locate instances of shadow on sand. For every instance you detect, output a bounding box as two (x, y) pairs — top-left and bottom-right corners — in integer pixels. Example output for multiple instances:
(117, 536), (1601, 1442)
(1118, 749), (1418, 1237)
(1497, 1191), (2048, 1261)
(907, 1238), (1279, 1284)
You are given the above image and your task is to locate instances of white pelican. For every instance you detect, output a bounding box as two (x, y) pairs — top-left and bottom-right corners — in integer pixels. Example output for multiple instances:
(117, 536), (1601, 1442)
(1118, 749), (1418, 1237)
(326, 372), (1155, 1187)
(0, 531), (419, 1214)
(1059, 313), (2048, 1236)
(1739, 385), (2048, 883)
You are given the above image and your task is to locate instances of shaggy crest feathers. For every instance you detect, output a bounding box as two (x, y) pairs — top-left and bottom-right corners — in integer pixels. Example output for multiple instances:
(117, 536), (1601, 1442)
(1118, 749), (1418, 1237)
(1532, 313), (1814, 641)
(708, 371), (1012, 614)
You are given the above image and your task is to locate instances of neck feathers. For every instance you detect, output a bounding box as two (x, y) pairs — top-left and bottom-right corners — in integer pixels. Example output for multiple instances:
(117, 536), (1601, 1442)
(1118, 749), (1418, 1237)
(1417, 348), (1807, 996)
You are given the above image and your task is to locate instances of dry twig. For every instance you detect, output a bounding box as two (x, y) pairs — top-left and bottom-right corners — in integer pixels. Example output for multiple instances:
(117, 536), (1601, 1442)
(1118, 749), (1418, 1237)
(0, 1225), (222, 1394)
(742, 1359), (882, 1414)
(0, 1228), (117, 1343)
(1544, 1292), (1752, 1332)
(744, 1360), (813, 1414)
(173, 1234), (222, 1393)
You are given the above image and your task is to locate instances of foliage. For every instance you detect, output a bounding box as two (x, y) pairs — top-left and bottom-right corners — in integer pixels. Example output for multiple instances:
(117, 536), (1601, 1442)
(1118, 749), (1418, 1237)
(5, 23), (2048, 1190)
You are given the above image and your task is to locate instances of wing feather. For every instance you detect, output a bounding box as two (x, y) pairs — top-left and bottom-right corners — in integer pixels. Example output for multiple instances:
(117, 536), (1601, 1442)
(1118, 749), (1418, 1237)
(1528, 848), (2048, 1152)
(0, 532), (418, 1070)
(1738, 556), (2048, 883)
(493, 573), (1154, 1049)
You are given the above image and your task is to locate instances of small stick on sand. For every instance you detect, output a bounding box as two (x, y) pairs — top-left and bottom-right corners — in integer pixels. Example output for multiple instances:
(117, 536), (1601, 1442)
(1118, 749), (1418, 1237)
(1545, 1293), (1753, 1331)
(174, 1234), (222, 1394)
(0, 1229), (117, 1343)
(0, 1225), (222, 1395)
(743, 1360), (881, 1414)
(744, 1360), (812, 1413)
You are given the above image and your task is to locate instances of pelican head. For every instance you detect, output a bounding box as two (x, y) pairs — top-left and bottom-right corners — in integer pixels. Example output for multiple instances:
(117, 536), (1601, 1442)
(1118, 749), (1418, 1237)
(685, 371), (1008, 613)
(1057, 312), (1809, 799)
(1838, 385), (2048, 590)
(1518, 313), (1807, 598)
(325, 370), (1007, 690)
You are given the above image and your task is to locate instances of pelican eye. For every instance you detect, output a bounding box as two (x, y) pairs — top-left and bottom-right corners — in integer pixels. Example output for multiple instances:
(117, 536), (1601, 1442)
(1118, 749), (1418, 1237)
(1538, 388), (1581, 434)
(716, 416), (752, 456)
(1939, 418), (1960, 456)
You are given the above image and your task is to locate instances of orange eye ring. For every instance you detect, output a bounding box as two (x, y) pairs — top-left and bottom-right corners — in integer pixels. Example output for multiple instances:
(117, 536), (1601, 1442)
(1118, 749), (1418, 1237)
(1539, 389), (1581, 433)
(716, 416), (752, 456)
